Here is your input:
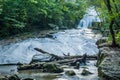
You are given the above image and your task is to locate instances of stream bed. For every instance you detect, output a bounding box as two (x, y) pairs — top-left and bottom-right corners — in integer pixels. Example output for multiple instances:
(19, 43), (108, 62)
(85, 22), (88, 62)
(0, 60), (98, 80)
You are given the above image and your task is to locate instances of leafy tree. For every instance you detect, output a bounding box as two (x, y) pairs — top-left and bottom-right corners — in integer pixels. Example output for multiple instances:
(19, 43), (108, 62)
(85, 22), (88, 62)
(0, 0), (87, 37)
(88, 0), (120, 46)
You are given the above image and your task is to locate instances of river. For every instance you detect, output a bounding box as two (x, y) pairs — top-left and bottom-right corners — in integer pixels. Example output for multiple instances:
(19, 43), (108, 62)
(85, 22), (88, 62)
(0, 7), (101, 80)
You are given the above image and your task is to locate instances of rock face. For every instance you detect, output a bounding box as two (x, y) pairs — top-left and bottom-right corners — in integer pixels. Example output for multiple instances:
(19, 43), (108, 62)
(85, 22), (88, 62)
(97, 43), (120, 80)
(18, 62), (63, 73)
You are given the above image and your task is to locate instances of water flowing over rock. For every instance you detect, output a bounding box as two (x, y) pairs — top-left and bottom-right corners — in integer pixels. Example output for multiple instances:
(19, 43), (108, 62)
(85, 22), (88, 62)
(78, 7), (101, 28)
(0, 29), (100, 64)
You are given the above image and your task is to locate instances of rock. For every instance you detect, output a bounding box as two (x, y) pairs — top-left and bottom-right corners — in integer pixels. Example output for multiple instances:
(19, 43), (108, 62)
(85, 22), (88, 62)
(0, 75), (7, 80)
(8, 74), (20, 80)
(81, 69), (93, 76)
(98, 43), (109, 48)
(42, 63), (63, 73)
(17, 62), (24, 65)
(31, 54), (51, 63)
(18, 62), (63, 73)
(74, 62), (80, 69)
(22, 78), (34, 80)
(97, 42), (120, 80)
(65, 70), (76, 76)
(46, 34), (54, 38)
(96, 37), (107, 45)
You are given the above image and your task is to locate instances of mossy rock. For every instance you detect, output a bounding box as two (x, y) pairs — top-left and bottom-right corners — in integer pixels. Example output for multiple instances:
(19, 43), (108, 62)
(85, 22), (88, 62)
(81, 69), (93, 76)
(42, 63), (63, 73)
(65, 70), (76, 76)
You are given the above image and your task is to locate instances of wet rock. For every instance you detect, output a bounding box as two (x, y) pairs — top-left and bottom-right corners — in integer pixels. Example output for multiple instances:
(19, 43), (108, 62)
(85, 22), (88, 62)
(74, 62), (80, 69)
(46, 34), (54, 38)
(65, 70), (76, 76)
(31, 54), (51, 63)
(97, 43), (120, 80)
(22, 78), (34, 80)
(42, 63), (63, 73)
(17, 62), (24, 65)
(0, 75), (7, 80)
(96, 37), (107, 45)
(18, 62), (63, 73)
(81, 69), (93, 76)
(8, 74), (20, 80)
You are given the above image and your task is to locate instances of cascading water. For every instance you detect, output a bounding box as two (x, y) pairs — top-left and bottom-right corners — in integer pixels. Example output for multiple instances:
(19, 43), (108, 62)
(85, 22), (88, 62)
(0, 29), (100, 64)
(78, 7), (101, 28)
(0, 7), (101, 64)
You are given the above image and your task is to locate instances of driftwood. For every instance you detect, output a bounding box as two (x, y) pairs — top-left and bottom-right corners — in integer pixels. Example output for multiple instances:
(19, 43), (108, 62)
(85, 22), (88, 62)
(34, 48), (63, 61)
(34, 48), (97, 67)
(34, 48), (97, 60)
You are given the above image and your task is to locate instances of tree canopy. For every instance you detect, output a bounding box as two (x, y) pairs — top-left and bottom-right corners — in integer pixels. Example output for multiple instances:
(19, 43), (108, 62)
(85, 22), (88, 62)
(0, 0), (87, 37)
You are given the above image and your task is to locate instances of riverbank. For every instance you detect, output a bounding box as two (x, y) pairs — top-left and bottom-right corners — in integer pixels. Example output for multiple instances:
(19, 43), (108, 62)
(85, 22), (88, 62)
(0, 29), (61, 46)
(96, 39), (120, 80)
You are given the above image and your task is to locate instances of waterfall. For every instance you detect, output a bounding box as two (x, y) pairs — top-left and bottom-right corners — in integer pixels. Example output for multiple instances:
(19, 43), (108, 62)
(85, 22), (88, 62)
(78, 7), (101, 28)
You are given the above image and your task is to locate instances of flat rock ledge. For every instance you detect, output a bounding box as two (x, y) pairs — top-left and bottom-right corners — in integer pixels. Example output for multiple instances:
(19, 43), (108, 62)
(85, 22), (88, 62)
(97, 43), (120, 80)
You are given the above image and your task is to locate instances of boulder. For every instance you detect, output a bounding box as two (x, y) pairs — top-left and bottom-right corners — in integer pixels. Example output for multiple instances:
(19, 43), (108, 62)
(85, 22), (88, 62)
(65, 70), (76, 76)
(42, 63), (63, 73)
(97, 43), (120, 80)
(81, 69), (93, 76)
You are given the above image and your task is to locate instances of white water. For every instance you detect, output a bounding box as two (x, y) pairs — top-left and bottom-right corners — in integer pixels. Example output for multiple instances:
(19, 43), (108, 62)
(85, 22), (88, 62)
(0, 29), (100, 64)
(78, 7), (101, 28)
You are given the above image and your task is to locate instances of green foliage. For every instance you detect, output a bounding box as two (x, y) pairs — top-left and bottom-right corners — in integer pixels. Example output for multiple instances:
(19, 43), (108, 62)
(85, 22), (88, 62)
(0, 0), (87, 37)
(116, 31), (120, 42)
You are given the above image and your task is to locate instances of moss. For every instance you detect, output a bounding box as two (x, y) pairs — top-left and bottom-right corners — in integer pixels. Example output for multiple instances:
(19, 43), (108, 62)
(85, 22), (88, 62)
(42, 63), (63, 73)
(81, 69), (93, 76)
(65, 70), (76, 76)
(96, 53), (108, 67)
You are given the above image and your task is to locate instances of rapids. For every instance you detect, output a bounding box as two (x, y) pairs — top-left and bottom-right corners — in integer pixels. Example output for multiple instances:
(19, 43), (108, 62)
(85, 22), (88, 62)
(0, 29), (100, 64)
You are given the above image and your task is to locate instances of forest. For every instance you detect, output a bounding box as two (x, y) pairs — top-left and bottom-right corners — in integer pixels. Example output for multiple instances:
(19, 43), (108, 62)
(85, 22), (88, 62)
(0, 0), (120, 80)
(0, 0), (120, 46)
(0, 0), (120, 44)
(0, 0), (86, 37)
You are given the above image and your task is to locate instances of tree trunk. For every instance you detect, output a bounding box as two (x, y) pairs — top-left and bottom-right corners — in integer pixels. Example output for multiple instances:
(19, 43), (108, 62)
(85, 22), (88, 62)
(104, 0), (117, 46)
(109, 20), (117, 46)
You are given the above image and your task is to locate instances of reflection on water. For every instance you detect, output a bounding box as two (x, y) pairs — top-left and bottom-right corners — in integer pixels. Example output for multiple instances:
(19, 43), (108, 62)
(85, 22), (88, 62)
(18, 70), (61, 80)
(0, 61), (99, 80)
(0, 65), (17, 75)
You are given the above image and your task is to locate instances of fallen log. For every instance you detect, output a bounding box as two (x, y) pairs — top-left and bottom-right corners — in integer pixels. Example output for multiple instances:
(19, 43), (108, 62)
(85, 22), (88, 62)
(34, 48), (63, 61)
(34, 48), (97, 60)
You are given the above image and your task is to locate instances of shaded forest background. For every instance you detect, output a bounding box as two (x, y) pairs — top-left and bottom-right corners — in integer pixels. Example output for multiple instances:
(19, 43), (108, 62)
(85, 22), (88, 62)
(0, 0), (87, 37)
(0, 0), (120, 46)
